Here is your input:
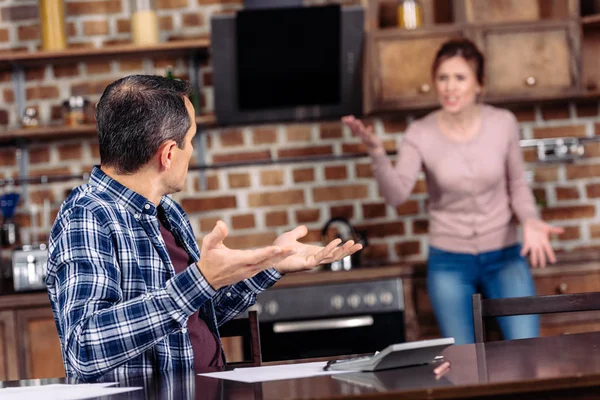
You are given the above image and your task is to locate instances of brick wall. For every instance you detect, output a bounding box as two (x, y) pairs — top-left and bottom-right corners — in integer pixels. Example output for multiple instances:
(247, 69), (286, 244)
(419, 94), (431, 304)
(0, 0), (599, 263)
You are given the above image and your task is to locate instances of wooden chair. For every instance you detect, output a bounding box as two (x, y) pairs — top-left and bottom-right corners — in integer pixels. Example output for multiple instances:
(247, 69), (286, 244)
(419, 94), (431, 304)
(472, 292), (600, 343)
(219, 310), (262, 367)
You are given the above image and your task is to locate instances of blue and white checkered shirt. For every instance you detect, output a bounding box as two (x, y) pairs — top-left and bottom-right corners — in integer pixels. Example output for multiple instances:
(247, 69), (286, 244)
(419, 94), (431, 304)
(46, 166), (281, 381)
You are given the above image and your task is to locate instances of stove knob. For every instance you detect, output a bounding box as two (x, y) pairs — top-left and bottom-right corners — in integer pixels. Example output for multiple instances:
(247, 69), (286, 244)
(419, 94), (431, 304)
(265, 300), (279, 316)
(347, 294), (361, 309)
(380, 291), (394, 305)
(364, 293), (377, 306)
(330, 295), (344, 310)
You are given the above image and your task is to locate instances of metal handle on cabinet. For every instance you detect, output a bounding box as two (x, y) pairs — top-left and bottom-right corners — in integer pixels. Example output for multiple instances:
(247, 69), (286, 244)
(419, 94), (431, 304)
(525, 76), (537, 87)
(272, 316), (374, 333)
(555, 282), (568, 294)
(418, 83), (431, 94)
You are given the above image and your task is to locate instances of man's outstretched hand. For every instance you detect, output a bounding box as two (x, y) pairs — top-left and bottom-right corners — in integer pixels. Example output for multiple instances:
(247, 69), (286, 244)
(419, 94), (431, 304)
(197, 221), (295, 290)
(272, 225), (363, 274)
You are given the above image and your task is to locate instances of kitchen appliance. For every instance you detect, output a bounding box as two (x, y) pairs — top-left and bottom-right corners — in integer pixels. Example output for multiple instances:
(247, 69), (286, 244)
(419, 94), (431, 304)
(321, 217), (367, 271)
(12, 244), (48, 292)
(247, 278), (405, 362)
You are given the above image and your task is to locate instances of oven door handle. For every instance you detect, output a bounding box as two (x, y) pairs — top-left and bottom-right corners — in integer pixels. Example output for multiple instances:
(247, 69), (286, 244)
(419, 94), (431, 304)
(272, 316), (374, 333)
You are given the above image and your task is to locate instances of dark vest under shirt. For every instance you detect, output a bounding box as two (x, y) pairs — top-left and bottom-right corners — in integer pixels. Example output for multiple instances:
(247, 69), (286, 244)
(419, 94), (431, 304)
(158, 217), (224, 371)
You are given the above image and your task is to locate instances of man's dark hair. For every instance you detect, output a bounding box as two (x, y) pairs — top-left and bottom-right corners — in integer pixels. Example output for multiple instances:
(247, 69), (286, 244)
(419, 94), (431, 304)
(96, 75), (192, 174)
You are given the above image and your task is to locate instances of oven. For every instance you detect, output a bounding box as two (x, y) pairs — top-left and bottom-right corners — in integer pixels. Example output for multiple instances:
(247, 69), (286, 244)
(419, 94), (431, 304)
(249, 277), (405, 362)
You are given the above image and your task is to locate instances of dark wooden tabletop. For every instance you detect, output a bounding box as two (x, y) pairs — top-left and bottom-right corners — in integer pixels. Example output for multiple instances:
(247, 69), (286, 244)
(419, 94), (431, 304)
(4, 331), (600, 399)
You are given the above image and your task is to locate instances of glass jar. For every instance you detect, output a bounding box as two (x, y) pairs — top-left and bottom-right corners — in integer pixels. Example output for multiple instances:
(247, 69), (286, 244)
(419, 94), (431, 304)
(130, 0), (160, 46)
(63, 96), (89, 127)
(39, 0), (67, 50)
(397, 0), (423, 30)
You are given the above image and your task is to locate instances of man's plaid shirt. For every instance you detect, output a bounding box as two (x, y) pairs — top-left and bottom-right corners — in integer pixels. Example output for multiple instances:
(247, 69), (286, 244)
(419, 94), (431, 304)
(46, 166), (281, 381)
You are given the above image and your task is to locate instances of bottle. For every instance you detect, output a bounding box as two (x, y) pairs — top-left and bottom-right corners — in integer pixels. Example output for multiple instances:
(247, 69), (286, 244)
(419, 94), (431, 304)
(130, 0), (160, 46)
(165, 67), (200, 111)
(39, 0), (67, 50)
(397, 0), (422, 30)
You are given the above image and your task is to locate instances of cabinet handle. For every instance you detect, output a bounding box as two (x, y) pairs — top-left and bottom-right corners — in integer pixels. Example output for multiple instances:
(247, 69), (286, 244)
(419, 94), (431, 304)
(525, 76), (537, 87)
(555, 282), (568, 294)
(418, 83), (431, 94)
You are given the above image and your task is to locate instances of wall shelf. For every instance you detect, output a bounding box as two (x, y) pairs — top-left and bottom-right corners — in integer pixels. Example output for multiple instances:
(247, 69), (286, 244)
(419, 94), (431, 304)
(0, 38), (210, 70)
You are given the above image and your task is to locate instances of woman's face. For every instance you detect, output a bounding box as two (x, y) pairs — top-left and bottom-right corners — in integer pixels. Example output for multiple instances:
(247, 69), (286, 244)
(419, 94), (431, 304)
(434, 55), (481, 114)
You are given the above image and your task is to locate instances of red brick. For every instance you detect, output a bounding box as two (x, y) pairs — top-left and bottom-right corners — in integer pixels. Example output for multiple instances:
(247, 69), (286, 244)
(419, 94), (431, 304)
(590, 224), (600, 239)
(361, 244), (389, 262)
(362, 203), (386, 219)
(296, 209), (320, 223)
(90, 143), (100, 159)
(252, 127), (277, 145)
(58, 143), (83, 161)
(293, 168), (314, 183)
(67, 1), (122, 15)
(413, 180), (427, 194)
(540, 102), (570, 120)
(324, 165), (347, 180)
(313, 185), (368, 202)
(0, 109), (7, 126)
(583, 142), (600, 158)
(278, 145), (332, 159)
(54, 64), (79, 78)
(213, 150), (270, 164)
(119, 60), (144, 72)
(586, 183), (600, 198)
(0, 29), (8, 42)
(117, 19), (131, 33)
(25, 67), (45, 81)
(86, 61), (112, 75)
(1, 5), (38, 21)
(342, 143), (368, 154)
(330, 205), (354, 220)
(534, 166), (559, 182)
(541, 205), (596, 220)
(3, 89), (14, 103)
(567, 164), (600, 180)
(555, 186), (579, 201)
(394, 241), (421, 257)
(199, 217), (220, 232)
(158, 0), (188, 8)
(357, 222), (405, 238)
(532, 125), (586, 139)
(197, 0), (242, 4)
(29, 167), (72, 178)
(181, 196), (237, 212)
(265, 211), (288, 227)
(28, 146), (50, 164)
(382, 117), (407, 133)
(202, 71), (212, 86)
(159, 15), (174, 30)
(26, 85), (58, 100)
(412, 219), (428, 234)
(29, 189), (54, 205)
(18, 25), (39, 41)
(182, 12), (204, 27)
(522, 147), (537, 163)
(83, 20), (109, 35)
(505, 105), (536, 122)
(575, 100), (599, 117)
(231, 214), (255, 230)
(228, 173), (250, 188)
(320, 122), (343, 139)
(558, 226), (580, 240)
(0, 149), (16, 166)
(194, 174), (219, 191)
(396, 200), (419, 216)
(71, 80), (114, 96)
(223, 232), (277, 250)
(355, 163), (372, 178)
(286, 124), (312, 142)
(220, 130), (244, 147)
(260, 170), (283, 186)
(248, 190), (305, 207)
(596, 123), (600, 135)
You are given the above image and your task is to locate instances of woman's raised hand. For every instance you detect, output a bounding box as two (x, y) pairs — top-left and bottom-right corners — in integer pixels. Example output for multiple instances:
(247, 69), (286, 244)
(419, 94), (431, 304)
(342, 115), (385, 154)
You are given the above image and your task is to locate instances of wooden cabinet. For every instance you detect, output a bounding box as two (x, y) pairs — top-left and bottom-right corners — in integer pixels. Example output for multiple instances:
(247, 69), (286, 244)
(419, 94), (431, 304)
(0, 293), (64, 380)
(363, 0), (593, 114)
(477, 22), (580, 102)
(411, 261), (600, 341)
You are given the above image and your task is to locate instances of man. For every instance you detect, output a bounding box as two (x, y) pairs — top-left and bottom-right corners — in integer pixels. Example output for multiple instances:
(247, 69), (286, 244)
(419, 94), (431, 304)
(46, 75), (361, 381)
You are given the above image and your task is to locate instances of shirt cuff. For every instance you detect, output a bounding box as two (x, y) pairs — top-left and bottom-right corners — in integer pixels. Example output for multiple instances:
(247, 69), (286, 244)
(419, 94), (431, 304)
(244, 268), (282, 294)
(163, 264), (216, 324)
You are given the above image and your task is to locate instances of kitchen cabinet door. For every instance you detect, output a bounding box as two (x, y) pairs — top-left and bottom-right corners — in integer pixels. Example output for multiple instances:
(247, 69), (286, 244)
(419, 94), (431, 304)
(365, 28), (463, 114)
(16, 307), (65, 379)
(0, 311), (18, 380)
(582, 24), (600, 92)
(480, 22), (580, 102)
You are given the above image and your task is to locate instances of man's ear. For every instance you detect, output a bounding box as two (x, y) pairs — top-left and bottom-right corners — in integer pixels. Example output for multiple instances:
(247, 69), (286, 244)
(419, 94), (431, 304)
(158, 140), (177, 171)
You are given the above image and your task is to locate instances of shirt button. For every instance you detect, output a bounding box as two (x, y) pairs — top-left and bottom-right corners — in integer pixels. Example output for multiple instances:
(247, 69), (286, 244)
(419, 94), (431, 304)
(181, 328), (188, 334)
(226, 292), (232, 297)
(144, 204), (150, 210)
(135, 214), (140, 219)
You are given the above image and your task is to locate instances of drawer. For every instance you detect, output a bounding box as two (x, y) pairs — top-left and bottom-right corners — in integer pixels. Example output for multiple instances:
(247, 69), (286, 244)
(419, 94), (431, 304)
(534, 271), (600, 295)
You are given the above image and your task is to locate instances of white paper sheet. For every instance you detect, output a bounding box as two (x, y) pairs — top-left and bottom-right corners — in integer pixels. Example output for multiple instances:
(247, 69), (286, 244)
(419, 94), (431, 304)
(0, 383), (142, 400)
(198, 361), (352, 383)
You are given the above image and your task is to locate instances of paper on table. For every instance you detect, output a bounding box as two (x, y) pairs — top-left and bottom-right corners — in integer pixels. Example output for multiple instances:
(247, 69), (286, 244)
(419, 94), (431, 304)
(198, 361), (351, 383)
(0, 383), (142, 400)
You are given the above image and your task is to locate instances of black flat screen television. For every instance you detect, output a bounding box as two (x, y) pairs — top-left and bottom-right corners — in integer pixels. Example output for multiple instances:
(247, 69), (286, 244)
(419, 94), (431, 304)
(211, 5), (364, 126)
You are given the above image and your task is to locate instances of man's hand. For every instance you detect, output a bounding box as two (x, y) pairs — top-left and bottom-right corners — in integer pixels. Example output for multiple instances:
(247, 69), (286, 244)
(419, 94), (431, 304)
(272, 225), (363, 274)
(197, 221), (295, 290)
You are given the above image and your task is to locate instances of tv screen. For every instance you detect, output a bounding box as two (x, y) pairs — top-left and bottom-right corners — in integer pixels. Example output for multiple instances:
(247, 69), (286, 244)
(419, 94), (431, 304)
(236, 5), (341, 111)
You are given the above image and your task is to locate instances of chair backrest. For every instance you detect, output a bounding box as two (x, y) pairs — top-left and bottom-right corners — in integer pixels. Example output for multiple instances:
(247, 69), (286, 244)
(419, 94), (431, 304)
(472, 292), (600, 343)
(219, 310), (262, 367)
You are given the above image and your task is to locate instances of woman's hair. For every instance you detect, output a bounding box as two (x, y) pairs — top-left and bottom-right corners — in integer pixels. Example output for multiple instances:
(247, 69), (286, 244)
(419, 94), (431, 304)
(431, 38), (485, 85)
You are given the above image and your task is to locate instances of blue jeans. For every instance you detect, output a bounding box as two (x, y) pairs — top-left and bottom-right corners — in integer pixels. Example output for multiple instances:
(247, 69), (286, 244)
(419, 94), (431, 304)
(427, 244), (539, 345)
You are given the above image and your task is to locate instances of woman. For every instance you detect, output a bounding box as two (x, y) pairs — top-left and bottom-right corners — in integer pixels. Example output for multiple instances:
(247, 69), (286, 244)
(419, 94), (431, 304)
(342, 38), (563, 344)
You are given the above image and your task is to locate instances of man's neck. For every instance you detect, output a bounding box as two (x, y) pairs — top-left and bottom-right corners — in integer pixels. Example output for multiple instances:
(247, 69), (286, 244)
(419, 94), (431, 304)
(101, 165), (164, 205)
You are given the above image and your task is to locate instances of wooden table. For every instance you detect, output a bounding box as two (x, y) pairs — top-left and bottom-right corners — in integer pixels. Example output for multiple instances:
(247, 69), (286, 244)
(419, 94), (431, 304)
(4, 331), (600, 399)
